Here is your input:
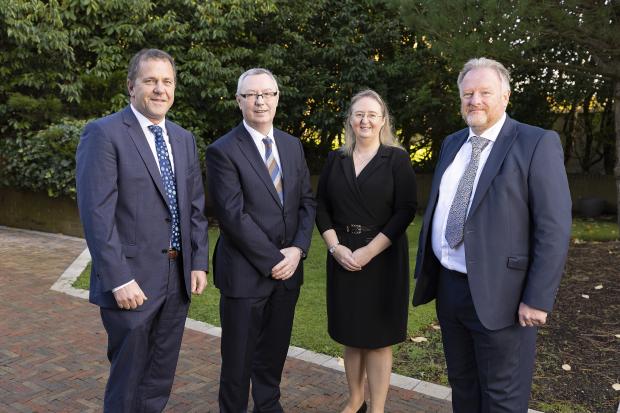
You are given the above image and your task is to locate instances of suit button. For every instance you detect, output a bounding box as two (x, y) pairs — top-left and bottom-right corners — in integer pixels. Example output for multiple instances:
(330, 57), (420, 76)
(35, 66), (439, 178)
(161, 249), (168, 254)
(165, 217), (171, 222)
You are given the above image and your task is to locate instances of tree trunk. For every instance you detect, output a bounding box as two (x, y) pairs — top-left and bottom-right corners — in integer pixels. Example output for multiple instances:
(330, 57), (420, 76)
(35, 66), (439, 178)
(614, 79), (620, 228)
(581, 93), (594, 172)
(601, 97), (615, 175)
(563, 102), (577, 165)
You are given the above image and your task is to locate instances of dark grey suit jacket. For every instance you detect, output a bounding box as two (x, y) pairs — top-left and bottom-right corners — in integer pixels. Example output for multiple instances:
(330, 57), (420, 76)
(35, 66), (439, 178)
(76, 106), (209, 309)
(413, 116), (572, 330)
(205, 123), (316, 298)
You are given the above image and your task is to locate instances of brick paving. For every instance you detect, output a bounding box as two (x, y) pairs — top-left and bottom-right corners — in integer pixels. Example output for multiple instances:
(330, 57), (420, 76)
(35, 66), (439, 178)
(0, 226), (452, 412)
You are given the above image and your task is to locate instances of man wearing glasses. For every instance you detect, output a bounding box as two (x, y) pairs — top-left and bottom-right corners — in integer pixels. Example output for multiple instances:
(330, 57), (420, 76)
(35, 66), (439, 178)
(205, 68), (316, 412)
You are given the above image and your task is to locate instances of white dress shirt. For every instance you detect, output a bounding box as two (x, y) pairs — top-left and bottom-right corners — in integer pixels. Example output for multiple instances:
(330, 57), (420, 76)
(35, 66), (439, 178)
(113, 106), (177, 292)
(431, 113), (507, 274)
(130, 104), (175, 172)
(243, 120), (282, 172)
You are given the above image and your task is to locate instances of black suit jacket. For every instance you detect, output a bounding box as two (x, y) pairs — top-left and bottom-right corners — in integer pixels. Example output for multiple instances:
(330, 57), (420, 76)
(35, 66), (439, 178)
(205, 123), (316, 297)
(413, 116), (572, 330)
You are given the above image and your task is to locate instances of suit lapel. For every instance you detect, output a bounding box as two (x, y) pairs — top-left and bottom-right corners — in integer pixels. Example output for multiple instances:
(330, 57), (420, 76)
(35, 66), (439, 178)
(340, 152), (358, 198)
(235, 124), (282, 207)
(122, 107), (167, 201)
(356, 145), (388, 185)
(167, 121), (187, 213)
(468, 116), (518, 218)
(339, 149), (377, 219)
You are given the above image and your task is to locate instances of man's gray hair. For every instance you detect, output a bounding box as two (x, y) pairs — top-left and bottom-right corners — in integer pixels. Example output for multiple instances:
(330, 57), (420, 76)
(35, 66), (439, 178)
(236, 68), (279, 94)
(457, 57), (511, 93)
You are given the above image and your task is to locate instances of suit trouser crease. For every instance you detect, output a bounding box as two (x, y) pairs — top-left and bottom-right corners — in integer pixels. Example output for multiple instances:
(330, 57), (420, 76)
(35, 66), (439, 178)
(219, 283), (300, 413)
(100, 258), (189, 413)
(436, 267), (537, 413)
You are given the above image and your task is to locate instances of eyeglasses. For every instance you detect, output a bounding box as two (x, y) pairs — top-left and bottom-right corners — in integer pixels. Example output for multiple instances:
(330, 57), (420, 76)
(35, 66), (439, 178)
(353, 112), (382, 122)
(238, 91), (279, 101)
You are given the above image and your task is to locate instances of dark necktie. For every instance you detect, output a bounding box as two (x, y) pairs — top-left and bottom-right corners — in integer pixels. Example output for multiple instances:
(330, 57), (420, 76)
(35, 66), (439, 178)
(262, 137), (283, 204)
(148, 125), (181, 250)
(444, 136), (490, 249)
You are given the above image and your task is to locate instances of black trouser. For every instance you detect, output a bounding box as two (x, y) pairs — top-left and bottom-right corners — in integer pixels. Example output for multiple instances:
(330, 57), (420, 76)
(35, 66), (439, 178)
(219, 282), (300, 413)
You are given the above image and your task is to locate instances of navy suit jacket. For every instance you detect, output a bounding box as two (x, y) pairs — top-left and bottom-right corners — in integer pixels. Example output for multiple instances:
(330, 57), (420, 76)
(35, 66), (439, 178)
(205, 123), (316, 298)
(412, 116), (572, 330)
(76, 106), (209, 309)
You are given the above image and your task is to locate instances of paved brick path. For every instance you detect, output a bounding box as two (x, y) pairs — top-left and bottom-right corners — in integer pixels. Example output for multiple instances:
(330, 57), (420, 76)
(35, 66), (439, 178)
(0, 226), (452, 412)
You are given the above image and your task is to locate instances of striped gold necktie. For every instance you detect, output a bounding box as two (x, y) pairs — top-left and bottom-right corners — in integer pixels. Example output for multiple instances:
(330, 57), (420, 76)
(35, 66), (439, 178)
(262, 137), (283, 204)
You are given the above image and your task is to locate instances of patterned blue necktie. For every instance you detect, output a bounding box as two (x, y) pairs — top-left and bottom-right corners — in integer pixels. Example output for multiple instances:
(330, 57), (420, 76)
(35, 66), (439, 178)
(148, 125), (181, 250)
(263, 138), (283, 204)
(444, 136), (490, 249)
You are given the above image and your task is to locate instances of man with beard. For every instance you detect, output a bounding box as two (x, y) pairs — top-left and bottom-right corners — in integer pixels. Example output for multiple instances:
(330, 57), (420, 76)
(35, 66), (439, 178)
(412, 57), (571, 413)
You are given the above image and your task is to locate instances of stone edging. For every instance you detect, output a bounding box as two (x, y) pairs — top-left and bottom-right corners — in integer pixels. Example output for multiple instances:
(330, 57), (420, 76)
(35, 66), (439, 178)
(51, 244), (543, 412)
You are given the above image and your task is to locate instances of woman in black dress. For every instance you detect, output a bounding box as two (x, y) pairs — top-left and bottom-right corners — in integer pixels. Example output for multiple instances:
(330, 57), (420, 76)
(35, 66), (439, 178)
(316, 90), (417, 413)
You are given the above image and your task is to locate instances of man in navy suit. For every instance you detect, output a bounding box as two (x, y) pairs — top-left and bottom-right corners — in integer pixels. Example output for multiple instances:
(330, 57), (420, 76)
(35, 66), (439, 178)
(413, 58), (571, 412)
(76, 49), (209, 412)
(205, 68), (316, 412)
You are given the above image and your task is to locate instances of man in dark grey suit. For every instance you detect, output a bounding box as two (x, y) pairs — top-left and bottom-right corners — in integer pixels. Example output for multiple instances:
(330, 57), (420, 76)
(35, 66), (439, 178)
(413, 58), (572, 413)
(205, 68), (316, 412)
(76, 49), (209, 412)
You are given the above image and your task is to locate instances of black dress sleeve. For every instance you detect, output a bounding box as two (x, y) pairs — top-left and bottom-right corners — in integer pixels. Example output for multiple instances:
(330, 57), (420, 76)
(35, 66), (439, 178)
(315, 150), (338, 234)
(380, 148), (417, 241)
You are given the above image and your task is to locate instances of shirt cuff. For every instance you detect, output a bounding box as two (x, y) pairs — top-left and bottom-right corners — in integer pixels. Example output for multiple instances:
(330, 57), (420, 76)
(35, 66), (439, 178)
(112, 279), (135, 292)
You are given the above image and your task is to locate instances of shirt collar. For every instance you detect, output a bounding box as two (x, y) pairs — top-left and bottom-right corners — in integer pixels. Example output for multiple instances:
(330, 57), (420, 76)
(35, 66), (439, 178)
(130, 104), (166, 132)
(243, 119), (274, 141)
(468, 112), (506, 143)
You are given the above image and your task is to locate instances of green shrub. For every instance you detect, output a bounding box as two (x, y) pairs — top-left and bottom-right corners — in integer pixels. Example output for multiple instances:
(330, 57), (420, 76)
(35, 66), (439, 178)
(0, 118), (88, 198)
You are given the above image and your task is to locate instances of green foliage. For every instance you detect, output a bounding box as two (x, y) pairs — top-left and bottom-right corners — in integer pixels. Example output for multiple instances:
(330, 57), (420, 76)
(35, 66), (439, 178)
(0, 118), (87, 198)
(2, 0), (616, 195)
(1, 0), (465, 188)
(390, 0), (619, 170)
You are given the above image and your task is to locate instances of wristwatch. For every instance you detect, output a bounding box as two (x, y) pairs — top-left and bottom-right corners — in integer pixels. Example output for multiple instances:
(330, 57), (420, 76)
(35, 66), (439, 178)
(328, 242), (340, 255)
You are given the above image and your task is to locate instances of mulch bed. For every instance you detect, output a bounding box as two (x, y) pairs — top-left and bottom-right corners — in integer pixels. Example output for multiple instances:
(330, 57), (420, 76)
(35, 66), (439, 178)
(394, 240), (620, 412)
(531, 240), (620, 413)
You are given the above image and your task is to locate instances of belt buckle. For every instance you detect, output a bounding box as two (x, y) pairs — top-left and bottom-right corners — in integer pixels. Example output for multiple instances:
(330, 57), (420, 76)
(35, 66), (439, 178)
(349, 224), (362, 235)
(167, 248), (178, 259)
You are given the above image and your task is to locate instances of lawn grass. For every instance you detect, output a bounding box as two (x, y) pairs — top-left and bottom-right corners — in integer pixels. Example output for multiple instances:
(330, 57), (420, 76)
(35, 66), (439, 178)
(72, 216), (618, 377)
(571, 216), (619, 241)
(74, 223), (435, 359)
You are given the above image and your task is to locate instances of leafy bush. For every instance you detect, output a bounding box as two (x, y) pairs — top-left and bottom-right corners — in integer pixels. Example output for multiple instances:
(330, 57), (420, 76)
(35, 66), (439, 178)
(0, 119), (88, 198)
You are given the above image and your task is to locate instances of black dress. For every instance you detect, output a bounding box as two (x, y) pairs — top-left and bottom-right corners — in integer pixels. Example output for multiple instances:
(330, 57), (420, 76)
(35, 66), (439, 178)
(316, 145), (417, 348)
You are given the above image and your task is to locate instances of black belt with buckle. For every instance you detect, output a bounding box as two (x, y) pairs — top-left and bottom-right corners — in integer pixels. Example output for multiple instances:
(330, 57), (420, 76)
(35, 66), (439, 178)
(336, 224), (377, 235)
(162, 248), (179, 259)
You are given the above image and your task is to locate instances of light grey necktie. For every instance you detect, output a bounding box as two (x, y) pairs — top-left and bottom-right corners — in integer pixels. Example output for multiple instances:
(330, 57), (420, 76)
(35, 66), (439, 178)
(444, 136), (490, 249)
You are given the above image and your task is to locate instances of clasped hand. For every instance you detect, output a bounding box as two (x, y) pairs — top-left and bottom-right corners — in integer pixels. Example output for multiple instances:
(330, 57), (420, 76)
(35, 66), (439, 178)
(271, 247), (302, 280)
(333, 245), (373, 271)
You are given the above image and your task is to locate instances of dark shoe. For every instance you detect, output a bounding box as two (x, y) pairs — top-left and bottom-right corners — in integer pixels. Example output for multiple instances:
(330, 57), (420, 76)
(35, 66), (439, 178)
(356, 401), (367, 413)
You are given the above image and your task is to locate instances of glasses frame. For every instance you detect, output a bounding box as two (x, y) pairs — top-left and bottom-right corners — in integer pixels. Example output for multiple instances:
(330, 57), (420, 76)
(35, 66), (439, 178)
(238, 91), (279, 100)
(352, 112), (383, 122)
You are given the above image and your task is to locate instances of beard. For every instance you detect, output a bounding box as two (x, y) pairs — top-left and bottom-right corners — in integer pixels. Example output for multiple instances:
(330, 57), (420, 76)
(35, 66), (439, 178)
(463, 110), (488, 129)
